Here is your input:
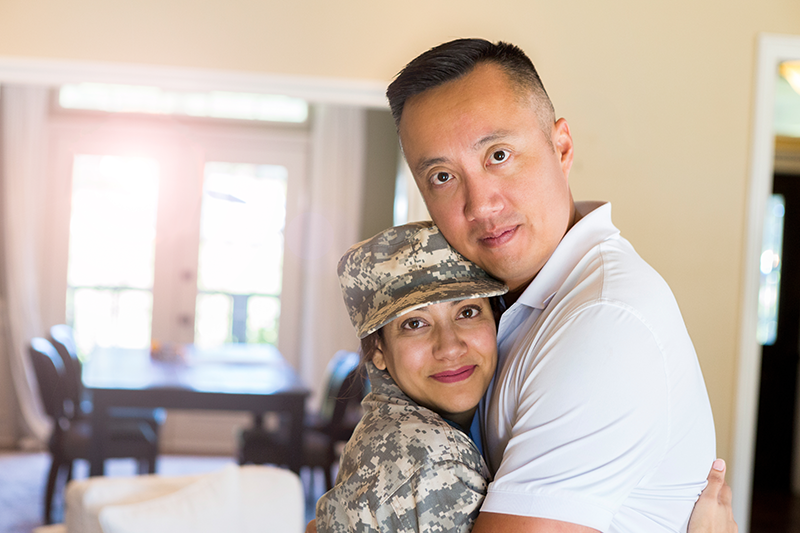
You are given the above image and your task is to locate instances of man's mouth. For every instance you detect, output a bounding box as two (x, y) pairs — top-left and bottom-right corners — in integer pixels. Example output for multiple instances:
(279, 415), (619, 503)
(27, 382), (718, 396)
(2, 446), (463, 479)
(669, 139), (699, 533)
(431, 365), (476, 383)
(479, 226), (518, 248)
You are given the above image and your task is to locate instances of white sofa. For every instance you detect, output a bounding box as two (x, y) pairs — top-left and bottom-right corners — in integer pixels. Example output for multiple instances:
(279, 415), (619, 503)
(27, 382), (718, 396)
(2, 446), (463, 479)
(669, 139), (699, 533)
(33, 464), (305, 533)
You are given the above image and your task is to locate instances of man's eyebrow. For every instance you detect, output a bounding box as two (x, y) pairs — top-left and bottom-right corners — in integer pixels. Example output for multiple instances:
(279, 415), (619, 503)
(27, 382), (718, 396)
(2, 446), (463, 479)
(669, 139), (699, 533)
(472, 130), (512, 151)
(414, 156), (449, 176)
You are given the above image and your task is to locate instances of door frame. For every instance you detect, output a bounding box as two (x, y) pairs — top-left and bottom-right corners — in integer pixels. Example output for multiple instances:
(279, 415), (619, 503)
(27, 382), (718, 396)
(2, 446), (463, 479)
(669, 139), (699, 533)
(46, 113), (310, 363)
(734, 33), (800, 531)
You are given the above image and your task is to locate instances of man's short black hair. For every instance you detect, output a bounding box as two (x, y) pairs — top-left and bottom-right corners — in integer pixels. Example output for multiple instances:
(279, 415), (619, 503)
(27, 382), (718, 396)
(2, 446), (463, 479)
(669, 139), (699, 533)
(386, 38), (555, 130)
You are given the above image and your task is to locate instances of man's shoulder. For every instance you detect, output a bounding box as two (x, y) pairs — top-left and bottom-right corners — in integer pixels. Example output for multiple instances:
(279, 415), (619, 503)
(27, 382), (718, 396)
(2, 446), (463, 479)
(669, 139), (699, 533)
(552, 234), (678, 323)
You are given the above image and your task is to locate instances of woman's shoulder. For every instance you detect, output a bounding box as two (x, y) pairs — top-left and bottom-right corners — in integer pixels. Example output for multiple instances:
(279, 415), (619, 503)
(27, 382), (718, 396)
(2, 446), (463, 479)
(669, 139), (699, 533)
(320, 400), (488, 531)
(339, 391), (487, 489)
(358, 365), (481, 465)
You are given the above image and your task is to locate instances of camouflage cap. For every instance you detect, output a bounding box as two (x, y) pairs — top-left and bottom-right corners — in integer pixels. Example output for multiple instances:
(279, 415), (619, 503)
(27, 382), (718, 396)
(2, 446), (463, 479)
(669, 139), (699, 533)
(338, 221), (508, 339)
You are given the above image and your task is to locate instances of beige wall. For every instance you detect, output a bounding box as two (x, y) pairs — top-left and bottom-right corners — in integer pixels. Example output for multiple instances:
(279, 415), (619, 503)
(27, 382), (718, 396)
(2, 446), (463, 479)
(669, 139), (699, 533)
(4, 0), (800, 473)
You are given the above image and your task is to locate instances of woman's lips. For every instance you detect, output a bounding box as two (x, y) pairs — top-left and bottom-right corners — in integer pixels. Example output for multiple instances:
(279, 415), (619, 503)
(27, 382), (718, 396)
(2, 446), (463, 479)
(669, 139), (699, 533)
(431, 365), (476, 384)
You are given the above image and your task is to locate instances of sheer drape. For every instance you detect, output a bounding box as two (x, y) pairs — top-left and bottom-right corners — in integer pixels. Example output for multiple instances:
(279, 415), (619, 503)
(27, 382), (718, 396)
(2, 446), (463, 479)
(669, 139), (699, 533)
(291, 104), (365, 406)
(0, 84), (52, 446)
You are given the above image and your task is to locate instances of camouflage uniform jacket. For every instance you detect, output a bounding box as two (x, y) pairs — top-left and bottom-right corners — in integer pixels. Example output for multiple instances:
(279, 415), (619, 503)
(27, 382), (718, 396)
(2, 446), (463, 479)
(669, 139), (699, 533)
(316, 362), (491, 533)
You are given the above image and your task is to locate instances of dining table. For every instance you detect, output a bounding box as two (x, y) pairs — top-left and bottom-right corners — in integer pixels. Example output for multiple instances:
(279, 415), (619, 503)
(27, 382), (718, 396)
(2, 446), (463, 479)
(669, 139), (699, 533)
(81, 342), (309, 476)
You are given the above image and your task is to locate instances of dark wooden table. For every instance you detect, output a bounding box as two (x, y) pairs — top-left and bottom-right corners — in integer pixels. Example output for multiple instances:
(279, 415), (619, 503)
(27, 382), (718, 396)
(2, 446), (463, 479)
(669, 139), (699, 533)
(82, 343), (309, 476)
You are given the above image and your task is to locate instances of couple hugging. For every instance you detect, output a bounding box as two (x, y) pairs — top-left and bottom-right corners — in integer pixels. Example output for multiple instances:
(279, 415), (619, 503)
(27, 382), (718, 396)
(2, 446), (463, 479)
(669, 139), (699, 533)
(311, 38), (736, 533)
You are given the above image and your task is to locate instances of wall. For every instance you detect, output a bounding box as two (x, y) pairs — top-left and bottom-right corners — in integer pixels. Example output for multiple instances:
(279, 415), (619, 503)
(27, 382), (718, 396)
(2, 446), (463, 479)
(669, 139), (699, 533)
(3, 0), (800, 477)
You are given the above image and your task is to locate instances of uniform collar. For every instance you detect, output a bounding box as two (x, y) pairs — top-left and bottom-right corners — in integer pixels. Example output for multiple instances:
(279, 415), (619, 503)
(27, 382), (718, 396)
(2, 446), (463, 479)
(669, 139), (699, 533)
(365, 361), (410, 401)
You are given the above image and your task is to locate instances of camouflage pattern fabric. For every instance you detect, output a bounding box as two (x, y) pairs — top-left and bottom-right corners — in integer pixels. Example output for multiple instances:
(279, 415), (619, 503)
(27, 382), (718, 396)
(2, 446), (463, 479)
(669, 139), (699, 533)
(316, 362), (491, 533)
(338, 221), (507, 339)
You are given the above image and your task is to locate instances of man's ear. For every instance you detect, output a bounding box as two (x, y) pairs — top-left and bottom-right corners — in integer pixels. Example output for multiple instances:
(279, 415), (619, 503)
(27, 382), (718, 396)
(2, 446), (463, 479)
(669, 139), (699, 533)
(553, 118), (574, 179)
(372, 341), (388, 371)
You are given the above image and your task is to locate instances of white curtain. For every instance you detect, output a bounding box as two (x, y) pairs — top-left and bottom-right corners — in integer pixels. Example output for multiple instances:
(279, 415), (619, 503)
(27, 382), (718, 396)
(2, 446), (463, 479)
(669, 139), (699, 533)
(0, 85), (52, 446)
(287, 104), (366, 408)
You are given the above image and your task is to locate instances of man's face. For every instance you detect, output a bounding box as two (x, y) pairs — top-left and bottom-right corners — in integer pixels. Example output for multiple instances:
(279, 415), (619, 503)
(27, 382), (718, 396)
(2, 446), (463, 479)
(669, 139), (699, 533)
(398, 63), (575, 292)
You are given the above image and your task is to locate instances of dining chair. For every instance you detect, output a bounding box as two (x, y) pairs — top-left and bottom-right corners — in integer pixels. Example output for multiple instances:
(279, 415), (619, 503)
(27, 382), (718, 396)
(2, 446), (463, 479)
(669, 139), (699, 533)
(237, 350), (367, 493)
(29, 337), (159, 524)
(48, 324), (166, 433)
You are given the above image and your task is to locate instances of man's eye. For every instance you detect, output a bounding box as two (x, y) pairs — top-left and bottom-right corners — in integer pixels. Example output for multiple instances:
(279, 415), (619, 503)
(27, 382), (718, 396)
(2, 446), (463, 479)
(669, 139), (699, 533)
(489, 150), (509, 165)
(433, 172), (453, 184)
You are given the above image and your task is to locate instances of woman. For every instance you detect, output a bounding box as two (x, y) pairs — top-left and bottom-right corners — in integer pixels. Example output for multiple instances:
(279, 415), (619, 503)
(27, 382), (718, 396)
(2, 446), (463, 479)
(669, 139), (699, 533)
(314, 221), (736, 533)
(318, 221), (505, 532)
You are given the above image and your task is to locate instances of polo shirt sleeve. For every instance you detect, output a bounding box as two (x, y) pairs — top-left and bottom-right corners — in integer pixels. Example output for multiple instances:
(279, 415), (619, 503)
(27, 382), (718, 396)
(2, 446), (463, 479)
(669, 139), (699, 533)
(482, 301), (670, 530)
(377, 458), (487, 533)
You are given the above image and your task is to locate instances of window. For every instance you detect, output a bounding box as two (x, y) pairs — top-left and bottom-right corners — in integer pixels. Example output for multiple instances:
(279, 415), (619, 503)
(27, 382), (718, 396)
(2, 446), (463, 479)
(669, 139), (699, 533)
(757, 193), (786, 346)
(59, 83), (308, 123)
(67, 155), (159, 355)
(195, 162), (288, 347)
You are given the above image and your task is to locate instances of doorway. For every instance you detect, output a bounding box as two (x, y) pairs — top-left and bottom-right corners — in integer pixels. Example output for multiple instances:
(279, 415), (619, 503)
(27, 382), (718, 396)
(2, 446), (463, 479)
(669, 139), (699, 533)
(732, 34), (800, 533)
(751, 173), (800, 531)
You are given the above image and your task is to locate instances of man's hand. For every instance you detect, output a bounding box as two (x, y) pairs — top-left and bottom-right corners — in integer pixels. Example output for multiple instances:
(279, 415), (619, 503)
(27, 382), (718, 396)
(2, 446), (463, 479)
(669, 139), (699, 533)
(305, 519), (317, 533)
(688, 459), (738, 533)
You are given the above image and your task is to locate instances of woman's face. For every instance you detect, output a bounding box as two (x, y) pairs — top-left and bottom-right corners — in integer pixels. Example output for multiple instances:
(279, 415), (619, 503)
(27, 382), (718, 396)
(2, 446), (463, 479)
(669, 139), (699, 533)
(373, 297), (497, 428)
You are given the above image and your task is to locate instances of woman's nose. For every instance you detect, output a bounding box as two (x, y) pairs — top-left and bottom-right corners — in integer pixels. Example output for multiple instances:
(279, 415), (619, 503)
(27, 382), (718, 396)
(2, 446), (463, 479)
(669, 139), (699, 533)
(433, 323), (467, 361)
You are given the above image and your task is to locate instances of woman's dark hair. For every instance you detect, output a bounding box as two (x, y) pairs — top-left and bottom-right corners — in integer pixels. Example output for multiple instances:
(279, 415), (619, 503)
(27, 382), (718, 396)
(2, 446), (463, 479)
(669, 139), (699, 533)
(386, 38), (555, 130)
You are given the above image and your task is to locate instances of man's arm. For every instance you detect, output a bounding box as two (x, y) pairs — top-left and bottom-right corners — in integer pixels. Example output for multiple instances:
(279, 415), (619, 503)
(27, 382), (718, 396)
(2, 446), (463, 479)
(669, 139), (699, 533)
(470, 460), (737, 533)
(306, 461), (736, 533)
(470, 514), (598, 533)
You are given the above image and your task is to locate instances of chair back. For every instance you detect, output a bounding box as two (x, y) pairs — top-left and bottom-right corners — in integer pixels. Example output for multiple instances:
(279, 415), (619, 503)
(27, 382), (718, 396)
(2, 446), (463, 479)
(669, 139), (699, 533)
(29, 338), (68, 420)
(318, 350), (365, 439)
(49, 324), (82, 413)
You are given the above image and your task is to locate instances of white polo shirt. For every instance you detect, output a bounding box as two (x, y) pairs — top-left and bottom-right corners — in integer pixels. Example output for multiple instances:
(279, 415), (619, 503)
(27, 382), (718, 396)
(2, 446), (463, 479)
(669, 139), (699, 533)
(481, 201), (716, 532)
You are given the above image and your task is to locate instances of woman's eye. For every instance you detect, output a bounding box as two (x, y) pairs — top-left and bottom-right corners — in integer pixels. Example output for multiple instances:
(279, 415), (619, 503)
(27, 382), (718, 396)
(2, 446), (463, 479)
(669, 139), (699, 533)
(459, 306), (480, 319)
(489, 150), (509, 165)
(403, 318), (424, 330)
(433, 171), (453, 184)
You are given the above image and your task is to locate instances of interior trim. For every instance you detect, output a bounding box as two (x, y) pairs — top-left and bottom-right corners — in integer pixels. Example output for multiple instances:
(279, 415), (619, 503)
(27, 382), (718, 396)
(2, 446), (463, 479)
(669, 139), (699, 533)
(0, 55), (389, 108)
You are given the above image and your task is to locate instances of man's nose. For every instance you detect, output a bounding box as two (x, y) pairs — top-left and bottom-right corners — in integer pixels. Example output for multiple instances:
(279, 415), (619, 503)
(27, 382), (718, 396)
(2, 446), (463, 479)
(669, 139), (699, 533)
(433, 323), (467, 361)
(463, 174), (503, 221)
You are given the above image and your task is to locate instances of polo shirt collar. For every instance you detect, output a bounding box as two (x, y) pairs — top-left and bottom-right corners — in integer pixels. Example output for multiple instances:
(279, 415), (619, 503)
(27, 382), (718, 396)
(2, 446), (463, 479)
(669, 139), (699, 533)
(514, 201), (619, 310)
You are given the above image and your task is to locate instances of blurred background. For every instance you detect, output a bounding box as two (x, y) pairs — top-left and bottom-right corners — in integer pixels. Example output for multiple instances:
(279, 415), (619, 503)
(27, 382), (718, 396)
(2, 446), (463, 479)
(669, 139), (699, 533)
(2, 1), (800, 531)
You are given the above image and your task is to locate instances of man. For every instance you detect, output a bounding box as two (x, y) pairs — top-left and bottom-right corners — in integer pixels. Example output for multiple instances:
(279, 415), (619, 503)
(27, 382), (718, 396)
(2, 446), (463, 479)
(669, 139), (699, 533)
(385, 38), (717, 532)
